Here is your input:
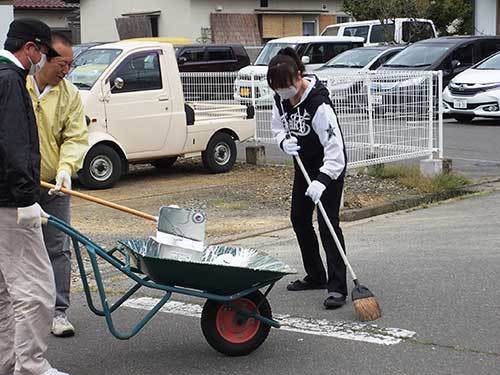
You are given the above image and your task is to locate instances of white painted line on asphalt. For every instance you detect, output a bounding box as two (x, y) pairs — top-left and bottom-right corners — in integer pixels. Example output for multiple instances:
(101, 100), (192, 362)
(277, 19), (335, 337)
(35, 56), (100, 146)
(124, 297), (416, 346)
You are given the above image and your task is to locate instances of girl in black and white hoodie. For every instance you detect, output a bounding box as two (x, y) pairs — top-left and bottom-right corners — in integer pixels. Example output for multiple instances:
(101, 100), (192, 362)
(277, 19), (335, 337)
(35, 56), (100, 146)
(268, 48), (348, 309)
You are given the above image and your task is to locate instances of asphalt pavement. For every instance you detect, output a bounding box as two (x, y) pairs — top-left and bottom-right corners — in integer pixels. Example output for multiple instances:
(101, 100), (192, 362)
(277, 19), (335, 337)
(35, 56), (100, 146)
(45, 187), (500, 375)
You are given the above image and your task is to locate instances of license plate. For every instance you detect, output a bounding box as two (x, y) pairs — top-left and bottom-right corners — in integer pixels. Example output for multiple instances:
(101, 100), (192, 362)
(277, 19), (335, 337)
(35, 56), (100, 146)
(453, 99), (467, 109)
(239, 87), (251, 97)
(372, 95), (383, 105)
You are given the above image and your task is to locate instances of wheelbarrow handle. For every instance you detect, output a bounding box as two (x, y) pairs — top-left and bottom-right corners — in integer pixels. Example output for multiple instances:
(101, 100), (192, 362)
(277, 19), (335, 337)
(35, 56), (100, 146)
(40, 181), (158, 223)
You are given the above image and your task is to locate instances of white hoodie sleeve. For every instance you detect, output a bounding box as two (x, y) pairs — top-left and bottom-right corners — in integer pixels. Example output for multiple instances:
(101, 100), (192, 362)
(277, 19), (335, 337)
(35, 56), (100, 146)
(271, 102), (287, 148)
(311, 103), (346, 184)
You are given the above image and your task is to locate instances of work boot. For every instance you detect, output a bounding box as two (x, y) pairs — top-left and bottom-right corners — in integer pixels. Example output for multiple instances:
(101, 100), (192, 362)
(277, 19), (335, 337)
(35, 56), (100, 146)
(51, 314), (75, 337)
(41, 368), (70, 375)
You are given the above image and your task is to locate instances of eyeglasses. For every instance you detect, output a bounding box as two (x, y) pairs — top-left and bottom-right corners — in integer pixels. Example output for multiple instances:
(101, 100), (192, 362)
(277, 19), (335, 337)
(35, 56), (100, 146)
(29, 41), (48, 55)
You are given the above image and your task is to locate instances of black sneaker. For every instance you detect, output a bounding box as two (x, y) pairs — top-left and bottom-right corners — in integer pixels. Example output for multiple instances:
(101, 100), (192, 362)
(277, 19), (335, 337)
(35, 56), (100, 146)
(287, 279), (327, 291)
(324, 293), (347, 309)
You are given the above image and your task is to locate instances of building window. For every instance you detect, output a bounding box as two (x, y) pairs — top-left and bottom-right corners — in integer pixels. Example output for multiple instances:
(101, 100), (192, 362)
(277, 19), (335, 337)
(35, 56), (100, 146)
(336, 16), (351, 24)
(303, 21), (316, 36)
(260, 0), (268, 7)
(150, 16), (159, 37)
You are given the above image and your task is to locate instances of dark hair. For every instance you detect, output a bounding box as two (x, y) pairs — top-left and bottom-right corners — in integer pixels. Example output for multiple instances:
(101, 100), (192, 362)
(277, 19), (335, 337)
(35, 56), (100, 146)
(267, 47), (305, 90)
(4, 38), (28, 53)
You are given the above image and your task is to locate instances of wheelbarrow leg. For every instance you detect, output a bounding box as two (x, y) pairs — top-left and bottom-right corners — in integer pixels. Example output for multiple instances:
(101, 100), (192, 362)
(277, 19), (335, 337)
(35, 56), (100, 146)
(88, 252), (172, 340)
(72, 239), (107, 317)
(73, 238), (151, 316)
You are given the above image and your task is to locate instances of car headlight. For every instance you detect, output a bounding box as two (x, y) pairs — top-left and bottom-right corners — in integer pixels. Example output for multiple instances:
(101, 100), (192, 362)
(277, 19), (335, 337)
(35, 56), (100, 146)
(449, 81), (500, 92)
(482, 83), (500, 91)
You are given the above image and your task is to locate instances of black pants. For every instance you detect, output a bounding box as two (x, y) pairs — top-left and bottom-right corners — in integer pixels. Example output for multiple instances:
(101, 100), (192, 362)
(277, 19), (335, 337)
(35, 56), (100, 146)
(290, 161), (347, 295)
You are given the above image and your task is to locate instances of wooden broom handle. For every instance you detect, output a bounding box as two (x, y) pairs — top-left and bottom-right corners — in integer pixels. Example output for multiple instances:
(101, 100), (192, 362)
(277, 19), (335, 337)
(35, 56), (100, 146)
(41, 181), (158, 222)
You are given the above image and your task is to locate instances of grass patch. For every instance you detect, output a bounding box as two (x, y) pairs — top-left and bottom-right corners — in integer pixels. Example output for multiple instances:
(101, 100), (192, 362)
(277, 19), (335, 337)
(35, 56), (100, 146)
(367, 164), (471, 194)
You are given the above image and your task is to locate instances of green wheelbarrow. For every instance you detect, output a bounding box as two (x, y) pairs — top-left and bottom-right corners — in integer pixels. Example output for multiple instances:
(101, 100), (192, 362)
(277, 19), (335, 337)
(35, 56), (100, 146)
(48, 216), (296, 356)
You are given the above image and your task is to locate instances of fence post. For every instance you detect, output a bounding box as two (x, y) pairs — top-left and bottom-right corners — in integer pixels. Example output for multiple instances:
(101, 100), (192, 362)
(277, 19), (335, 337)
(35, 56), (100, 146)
(428, 72), (434, 160)
(438, 71), (444, 159)
(365, 73), (375, 154)
(251, 73), (257, 142)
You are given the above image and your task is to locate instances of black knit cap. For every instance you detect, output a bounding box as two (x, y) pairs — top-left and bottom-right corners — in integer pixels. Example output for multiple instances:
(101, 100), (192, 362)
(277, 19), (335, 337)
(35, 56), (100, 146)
(7, 19), (59, 57)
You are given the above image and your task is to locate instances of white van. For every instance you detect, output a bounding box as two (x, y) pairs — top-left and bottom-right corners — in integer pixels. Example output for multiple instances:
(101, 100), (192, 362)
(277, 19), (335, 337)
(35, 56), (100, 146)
(321, 18), (437, 46)
(234, 36), (364, 103)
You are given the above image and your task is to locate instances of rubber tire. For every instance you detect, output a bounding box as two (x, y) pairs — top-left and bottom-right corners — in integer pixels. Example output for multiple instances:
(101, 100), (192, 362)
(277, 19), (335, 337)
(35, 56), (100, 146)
(152, 156), (178, 170)
(202, 132), (237, 174)
(201, 290), (272, 356)
(78, 144), (122, 189)
(453, 114), (474, 123)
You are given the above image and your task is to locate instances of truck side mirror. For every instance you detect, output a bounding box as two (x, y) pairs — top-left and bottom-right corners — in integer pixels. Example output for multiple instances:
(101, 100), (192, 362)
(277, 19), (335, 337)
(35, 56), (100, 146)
(112, 77), (124, 90)
(301, 56), (310, 65)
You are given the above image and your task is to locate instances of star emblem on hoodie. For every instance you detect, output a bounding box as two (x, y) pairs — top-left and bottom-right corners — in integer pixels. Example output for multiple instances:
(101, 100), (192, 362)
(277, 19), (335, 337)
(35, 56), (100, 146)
(326, 124), (335, 140)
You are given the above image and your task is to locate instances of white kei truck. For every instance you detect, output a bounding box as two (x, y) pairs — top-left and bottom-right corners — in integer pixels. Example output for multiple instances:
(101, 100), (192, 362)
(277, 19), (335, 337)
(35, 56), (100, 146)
(67, 41), (256, 189)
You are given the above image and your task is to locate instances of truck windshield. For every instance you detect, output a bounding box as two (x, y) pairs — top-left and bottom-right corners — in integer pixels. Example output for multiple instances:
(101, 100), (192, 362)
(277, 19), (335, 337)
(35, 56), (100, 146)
(67, 48), (122, 90)
(254, 43), (297, 66)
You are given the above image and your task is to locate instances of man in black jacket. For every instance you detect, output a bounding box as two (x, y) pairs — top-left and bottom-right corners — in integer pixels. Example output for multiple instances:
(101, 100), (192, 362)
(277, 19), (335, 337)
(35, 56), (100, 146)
(0, 19), (69, 375)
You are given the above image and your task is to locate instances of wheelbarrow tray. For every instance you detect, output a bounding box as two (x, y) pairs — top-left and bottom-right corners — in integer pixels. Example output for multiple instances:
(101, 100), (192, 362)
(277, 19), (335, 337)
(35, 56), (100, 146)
(120, 239), (296, 294)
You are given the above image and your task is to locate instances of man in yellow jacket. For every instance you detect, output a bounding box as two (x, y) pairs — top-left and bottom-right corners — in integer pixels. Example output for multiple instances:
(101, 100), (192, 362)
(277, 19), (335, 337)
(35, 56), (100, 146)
(27, 33), (88, 337)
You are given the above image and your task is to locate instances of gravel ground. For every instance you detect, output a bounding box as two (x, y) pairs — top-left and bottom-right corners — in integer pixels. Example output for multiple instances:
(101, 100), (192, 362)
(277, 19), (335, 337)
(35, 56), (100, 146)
(70, 159), (419, 246)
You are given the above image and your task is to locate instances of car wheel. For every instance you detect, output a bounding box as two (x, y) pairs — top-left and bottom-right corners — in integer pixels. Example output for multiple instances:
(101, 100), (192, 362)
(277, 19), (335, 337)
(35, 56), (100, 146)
(453, 114), (474, 123)
(78, 144), (122, 189)
(202, 132), (237, 173)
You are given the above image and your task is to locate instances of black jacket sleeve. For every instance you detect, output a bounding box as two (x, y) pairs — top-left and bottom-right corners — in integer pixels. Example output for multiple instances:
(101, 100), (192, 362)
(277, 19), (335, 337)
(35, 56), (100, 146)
(0, 71), (40, 207)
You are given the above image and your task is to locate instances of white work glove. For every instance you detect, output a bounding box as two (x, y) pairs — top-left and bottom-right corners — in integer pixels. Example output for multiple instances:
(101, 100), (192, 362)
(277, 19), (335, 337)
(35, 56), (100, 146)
(17, 203), (49, 228)
(305, 180), (326, 204)
(49, 170), (71, 196)
(282, 136), (301, 156)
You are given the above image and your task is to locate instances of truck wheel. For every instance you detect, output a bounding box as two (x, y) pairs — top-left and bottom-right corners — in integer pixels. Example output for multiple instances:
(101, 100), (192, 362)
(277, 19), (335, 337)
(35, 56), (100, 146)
(78, 144), (122, 189)
(152, 156), (178, 170)
(202, 132), (236, 173)
(201, 290), (272, 356)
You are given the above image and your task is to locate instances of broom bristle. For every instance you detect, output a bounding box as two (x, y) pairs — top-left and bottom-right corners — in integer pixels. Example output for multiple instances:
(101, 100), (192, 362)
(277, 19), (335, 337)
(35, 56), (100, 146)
(353, 297), (382, 322)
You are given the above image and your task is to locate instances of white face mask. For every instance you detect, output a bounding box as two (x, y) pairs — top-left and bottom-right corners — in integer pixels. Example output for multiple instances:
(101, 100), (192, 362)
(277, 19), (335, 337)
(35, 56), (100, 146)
(27, 53), (46, 75)
(276, 86), (298, 100)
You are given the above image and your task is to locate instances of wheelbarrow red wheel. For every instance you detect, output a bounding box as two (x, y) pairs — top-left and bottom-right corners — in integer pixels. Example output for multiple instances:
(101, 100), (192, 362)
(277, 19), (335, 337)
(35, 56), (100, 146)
(201, 290), (272, 356)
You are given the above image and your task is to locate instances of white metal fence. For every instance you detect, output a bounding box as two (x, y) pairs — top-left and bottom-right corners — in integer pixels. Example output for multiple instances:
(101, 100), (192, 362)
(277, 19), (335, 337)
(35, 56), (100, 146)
(180, 70), (443, 168)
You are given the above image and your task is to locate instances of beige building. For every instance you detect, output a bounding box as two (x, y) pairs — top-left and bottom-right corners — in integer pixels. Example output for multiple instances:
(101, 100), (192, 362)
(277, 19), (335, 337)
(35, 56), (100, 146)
(80, 0), (350, 44)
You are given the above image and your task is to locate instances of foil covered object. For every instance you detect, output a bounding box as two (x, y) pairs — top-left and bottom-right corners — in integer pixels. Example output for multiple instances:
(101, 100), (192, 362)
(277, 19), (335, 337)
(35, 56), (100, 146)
(120, 238), (296, 274)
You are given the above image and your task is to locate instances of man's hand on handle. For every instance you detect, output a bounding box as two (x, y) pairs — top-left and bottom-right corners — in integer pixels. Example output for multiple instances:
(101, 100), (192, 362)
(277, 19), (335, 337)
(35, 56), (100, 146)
(17, 203), (49, 228)
(49, 170), (71, 196)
